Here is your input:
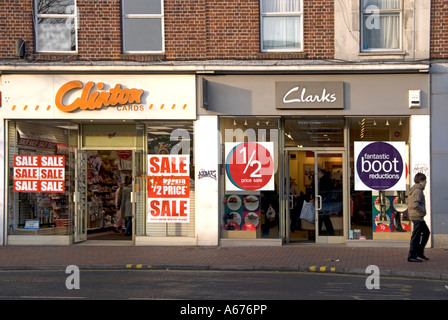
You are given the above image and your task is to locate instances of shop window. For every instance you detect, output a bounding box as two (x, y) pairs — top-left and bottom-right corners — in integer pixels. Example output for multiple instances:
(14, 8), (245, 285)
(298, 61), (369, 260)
(349, 117), (410, 240)
(145, 121), (195, 237)
(284, 117), (345, 148)
(8, 120), (78, 236)
(361, 0), (402, 52)
(219, 117), (280, 239)
(260, 0), (303, 52)
(34, 0), (78, 53)
(122, 0), (164, 53)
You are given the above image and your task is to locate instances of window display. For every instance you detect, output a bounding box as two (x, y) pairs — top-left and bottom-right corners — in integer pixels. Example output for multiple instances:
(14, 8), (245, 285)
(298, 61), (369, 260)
(7, 120), (77, 236)
(349, 117), (411, 240)
(219, 117), (280, 239)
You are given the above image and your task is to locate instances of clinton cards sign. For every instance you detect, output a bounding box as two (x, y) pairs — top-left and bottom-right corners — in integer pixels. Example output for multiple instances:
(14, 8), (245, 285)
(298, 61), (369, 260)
(354, 141), (406, 191)
(147, 155), (190, 223)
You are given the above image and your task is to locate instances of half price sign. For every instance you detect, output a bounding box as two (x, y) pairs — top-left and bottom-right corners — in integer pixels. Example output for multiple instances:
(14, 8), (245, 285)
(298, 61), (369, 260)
(225, 142), (275, 191)
(147, 155), (190, 223)
(13, 155), (65, 193)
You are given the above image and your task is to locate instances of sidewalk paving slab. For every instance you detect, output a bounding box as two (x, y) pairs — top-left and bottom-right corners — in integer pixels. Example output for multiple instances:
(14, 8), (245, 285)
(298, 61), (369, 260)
(0, 245), (447, 280)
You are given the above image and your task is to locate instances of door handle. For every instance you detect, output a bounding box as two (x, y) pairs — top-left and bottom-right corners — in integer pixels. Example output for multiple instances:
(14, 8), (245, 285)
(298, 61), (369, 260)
(316, 195), (322, 211)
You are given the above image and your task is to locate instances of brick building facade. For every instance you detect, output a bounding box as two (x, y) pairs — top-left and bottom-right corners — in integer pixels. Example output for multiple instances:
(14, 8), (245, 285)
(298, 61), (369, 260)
(0, 0), (334, 62)
(0, 1), (446, 248)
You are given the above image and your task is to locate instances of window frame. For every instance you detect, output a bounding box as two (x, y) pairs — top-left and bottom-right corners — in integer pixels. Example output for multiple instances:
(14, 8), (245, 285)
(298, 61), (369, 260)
(260, 0), (304, 53)
(121, 0), (165, 54)
(360, 0), (403, 53)
(34, 0), (78, 54)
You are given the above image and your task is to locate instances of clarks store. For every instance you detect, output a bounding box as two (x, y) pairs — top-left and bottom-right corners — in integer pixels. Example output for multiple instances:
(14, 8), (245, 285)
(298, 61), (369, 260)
(198, 72), (431, 246)
(0, 74), (201, 246)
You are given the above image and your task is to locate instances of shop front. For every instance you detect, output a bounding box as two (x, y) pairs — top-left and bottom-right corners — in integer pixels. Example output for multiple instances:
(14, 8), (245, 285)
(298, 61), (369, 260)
(1, 74), (198, 246)
(199, 70), (430, 246)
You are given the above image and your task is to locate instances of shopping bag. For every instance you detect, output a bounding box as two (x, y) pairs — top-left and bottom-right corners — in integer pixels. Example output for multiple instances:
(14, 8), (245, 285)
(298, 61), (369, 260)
(300, 200), (315, 224)
(266, 205), (276, 219)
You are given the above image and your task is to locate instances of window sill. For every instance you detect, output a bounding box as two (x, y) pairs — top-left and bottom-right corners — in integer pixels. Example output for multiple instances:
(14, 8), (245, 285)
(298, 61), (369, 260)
(359, 51), (406, 56)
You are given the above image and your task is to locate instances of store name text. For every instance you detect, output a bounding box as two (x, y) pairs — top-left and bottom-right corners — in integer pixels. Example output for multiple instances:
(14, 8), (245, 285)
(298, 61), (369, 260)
(283, 86), (337, 104)
(55, 80), (144, 112)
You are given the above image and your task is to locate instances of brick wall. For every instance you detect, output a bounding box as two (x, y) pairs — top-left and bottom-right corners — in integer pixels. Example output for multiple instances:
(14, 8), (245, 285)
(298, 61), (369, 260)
(431, 0), (448, 59)
(0, 0), (334, 62)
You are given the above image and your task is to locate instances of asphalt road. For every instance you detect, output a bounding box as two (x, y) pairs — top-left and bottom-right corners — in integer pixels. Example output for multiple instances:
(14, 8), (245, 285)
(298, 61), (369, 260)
(1, 269), (447, 301)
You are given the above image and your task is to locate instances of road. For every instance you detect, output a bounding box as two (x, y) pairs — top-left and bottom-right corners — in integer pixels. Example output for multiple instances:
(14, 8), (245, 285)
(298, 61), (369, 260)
(0, 269), (446, 302)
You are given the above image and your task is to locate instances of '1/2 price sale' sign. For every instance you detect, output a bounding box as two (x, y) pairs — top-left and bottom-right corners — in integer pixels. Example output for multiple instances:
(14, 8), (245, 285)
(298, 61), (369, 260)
(225, 142), (275, 191)
(147, 155), (190, 223)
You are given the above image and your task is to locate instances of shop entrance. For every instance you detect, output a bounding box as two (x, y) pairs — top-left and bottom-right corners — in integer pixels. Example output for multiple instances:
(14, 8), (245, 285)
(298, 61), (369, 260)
(285, 150), (346, 244)
(74, 149), (144, 242)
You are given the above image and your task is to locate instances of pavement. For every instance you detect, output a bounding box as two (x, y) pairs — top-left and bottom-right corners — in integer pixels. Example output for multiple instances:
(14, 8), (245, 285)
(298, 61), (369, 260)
(0, 243), (447, 280)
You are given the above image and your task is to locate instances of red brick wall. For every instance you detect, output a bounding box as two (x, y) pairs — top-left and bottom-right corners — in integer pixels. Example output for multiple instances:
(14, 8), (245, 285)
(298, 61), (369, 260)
(0, 0), (334, 62)
(431, 0), (448, 59)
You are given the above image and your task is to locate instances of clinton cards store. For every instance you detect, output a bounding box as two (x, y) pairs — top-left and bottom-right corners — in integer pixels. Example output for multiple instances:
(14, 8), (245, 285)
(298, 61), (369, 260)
(0, 73), (199, 246)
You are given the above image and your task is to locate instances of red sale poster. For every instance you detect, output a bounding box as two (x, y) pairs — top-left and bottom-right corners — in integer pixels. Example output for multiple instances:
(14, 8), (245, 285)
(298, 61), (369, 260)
(13, 155), (65, 193)
(225, 142), (275, 192)
(147, 155), (190, 223)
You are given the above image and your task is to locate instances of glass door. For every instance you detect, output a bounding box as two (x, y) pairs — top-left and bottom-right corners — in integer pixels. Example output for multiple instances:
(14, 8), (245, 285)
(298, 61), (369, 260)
(133, 150), (146, 237)
(314, 151), (345, 243)
(285, 150), (345, 243)
(74, 150), (87, 242)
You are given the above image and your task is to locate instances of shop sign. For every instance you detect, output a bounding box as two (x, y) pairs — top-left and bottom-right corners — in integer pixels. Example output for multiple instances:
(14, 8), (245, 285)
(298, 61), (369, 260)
(13, 155), (65, 193)
(147, 155), (190, 223)
(275, 81), (344, 109)
(2, 74), (196, 120)
(55, 81), (144, 112)
(225, 142), (275, 191)
(354, 141), (406, 191)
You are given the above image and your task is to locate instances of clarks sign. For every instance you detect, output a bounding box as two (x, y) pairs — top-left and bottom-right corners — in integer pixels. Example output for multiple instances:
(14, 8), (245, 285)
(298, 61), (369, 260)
(276, 81), (344, 109)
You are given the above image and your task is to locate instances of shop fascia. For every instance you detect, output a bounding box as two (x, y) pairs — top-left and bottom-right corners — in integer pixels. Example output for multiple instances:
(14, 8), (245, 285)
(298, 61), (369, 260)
(1, 74), (196, 120)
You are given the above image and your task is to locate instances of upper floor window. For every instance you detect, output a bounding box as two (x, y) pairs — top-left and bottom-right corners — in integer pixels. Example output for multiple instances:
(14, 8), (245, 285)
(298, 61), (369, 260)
(260, 0), (303, 52)
(122, 0), (164, 53)
(361, 0), (402, 52)
(34, 0), (78, 53)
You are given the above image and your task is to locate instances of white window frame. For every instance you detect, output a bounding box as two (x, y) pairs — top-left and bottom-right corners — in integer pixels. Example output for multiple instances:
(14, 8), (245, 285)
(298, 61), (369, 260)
(34, 0), (78, 53)
(360, 0), (403, 53)
(122, 0), (165, 54)
(260, 0), (304, 53)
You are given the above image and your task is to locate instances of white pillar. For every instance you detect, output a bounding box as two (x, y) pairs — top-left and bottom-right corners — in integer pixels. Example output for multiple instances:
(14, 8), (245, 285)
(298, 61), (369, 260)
(195, 116), (219, 246)
(409, 115), (431, 247)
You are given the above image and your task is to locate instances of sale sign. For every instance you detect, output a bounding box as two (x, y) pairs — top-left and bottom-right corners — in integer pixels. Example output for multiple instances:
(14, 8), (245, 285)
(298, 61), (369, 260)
(225, 142), (275, 191)
(13, 155), (65, 193)
(147, 155), (190, 223)
(354, 141), (406, 191)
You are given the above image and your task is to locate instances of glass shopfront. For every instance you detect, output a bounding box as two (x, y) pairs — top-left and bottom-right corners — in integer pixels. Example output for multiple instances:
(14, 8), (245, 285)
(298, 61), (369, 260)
(7, 120), (78, 239)
(219, 116), (411, 244)
(219, 117), (281, 240)
(6, 120), (194, 245)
